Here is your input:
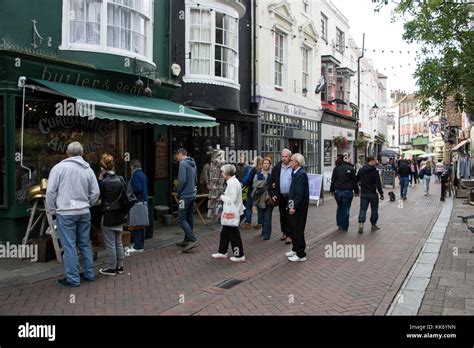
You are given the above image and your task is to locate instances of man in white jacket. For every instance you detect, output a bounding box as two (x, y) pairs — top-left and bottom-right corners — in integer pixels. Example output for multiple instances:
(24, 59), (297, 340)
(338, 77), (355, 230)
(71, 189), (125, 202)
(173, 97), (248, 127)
(46, 142), (100, 287)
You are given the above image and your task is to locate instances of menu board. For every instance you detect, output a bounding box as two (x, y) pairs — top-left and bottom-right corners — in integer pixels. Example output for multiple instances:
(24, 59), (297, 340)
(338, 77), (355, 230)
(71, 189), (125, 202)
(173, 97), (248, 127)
(308, 174), (323, 201)
(383, 170), (396, 188)
(155, 139), (168, 179)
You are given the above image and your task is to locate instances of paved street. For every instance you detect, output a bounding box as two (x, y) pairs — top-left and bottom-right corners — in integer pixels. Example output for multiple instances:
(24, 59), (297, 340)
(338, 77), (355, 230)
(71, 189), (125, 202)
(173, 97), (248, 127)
(0, 183), (445, 315)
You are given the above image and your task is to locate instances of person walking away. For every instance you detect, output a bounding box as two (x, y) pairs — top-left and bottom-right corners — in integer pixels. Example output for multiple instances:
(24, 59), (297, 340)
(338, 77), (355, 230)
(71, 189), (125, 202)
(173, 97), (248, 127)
(242, 156), (262, 230)
(330, 157), (359, 232)
(175, 148), (200, 253)
(357, 156), (384, 234)
(435, 159), (445, 184)
(253, 158), (274, 240)
(98, 154), (126, 276)
(199, 154), (211, 194)
(286, 154), (309, 262)
(270, 149), (293, 244)
(420, 161), (433, 195)
(127, 160), (148, 254)
(397, 160), (411, 200)
(45, 142), (100, 287)
(410, 160), (419, 186)
(235, 153), (249, 183)
(212, 164), (246, 262)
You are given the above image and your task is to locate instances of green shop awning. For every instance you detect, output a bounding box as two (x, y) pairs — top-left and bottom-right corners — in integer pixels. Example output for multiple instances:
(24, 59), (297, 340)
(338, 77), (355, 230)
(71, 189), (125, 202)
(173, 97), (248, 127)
(30, 79), (219, 128)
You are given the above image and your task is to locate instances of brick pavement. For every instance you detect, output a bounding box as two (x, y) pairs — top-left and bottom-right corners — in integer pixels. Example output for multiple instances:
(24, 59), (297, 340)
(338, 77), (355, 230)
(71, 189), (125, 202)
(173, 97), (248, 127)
(418, 196), (474, 315)
(0, 183), (443, 315)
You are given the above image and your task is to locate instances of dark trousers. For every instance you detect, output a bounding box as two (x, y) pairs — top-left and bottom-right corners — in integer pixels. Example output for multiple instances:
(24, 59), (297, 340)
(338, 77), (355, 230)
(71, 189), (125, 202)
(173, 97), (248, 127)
(131, 229), (145, 250)
(289, 208), (308, 258)
(279, 194), (290, 236)
(218, 226), (244, 257)
(358, 194), (379, 225)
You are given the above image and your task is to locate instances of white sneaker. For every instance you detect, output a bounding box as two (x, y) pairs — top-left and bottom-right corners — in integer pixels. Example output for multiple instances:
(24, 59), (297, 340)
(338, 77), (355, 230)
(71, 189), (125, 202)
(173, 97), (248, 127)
(124, 247), (144, 256)
(212, 253), (228, 259)
(285, 251), (297, 257)
(288, 255), (307, 262)
(424, 192), (427, 196)
(230, 256), (246, 263)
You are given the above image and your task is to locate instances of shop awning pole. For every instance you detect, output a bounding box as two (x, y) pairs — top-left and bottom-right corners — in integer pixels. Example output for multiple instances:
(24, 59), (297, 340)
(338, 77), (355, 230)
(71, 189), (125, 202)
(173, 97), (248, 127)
(19, 76), (32, 179)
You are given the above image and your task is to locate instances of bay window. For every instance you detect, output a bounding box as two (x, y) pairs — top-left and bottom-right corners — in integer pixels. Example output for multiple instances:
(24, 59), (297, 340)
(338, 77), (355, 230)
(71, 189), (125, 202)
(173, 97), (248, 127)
(186, 6), (239, 86)
(63, 0), (153, 61)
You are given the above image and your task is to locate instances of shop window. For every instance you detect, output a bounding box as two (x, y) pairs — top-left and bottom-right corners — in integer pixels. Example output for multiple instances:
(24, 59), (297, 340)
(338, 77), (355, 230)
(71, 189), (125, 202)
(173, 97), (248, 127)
(0, 96), (4, 207)
(14, 96), (125, 205)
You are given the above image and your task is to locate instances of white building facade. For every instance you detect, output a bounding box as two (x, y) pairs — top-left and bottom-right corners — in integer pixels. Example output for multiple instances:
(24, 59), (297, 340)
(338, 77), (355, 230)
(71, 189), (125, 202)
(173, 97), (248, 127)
(255, 0), (323, 174)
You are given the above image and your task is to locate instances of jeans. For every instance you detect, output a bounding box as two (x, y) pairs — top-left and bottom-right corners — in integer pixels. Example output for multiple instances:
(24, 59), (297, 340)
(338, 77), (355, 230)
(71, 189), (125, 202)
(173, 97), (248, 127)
(358, 194), (379, 225)
(335, 190), (354, 231)
(245, 194), (254, 224)
(400, 176), (410, 198)
(102, 224), (124, 270)
(178, 197), (197, 242)
(56, 213), (94, 285)
(258, 206), (274, 239)
(423, 176), (431, 193)
(131, 229), (145, 250)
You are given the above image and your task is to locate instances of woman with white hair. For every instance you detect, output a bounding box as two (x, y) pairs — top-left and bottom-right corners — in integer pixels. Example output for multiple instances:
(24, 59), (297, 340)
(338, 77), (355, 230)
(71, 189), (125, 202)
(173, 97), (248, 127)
(286, 153), (309, 262)
(212, 164), (246, 262)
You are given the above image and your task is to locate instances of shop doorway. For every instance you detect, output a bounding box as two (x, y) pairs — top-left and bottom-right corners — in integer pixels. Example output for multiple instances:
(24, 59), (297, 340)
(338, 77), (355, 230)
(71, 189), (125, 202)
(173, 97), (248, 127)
(289, 139), (304, 156)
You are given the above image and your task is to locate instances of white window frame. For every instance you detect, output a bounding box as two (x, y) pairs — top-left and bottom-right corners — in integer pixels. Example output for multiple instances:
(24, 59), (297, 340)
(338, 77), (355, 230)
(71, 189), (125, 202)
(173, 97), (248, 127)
(321, 13), (328, 42)
(60, 0), (154, 65)
(302, 46), (310, 97)
(184, 4), (240, 89)
(336, 27), (345, 53)
(302, 0), (310, 14)
(274, 31), (285, 89)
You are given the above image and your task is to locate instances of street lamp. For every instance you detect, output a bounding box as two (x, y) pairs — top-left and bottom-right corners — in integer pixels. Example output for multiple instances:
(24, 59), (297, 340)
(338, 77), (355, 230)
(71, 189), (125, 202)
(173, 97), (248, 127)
(370, 103), (379, 120)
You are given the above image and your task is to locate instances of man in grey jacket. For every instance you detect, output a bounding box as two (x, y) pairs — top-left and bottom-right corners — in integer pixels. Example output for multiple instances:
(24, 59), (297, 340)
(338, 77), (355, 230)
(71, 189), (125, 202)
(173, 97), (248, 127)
(175, 148), (199, 253)
(46, 142), (100, 287)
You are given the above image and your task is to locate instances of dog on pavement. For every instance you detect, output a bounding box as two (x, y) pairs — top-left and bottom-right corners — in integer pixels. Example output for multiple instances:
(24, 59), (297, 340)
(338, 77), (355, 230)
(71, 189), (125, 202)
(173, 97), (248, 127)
(388, 191), (396, 202)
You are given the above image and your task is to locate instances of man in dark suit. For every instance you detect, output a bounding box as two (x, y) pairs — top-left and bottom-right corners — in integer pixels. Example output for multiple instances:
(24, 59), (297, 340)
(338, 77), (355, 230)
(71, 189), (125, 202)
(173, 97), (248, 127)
(270, 149), (293, 244)
(286, 153), (309, 262)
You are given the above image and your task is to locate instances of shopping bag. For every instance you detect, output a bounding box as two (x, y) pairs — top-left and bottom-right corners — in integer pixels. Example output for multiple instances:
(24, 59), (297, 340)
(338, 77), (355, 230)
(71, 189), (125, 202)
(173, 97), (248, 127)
(129, 202), (149, 228)
(220, 200), (240, 227)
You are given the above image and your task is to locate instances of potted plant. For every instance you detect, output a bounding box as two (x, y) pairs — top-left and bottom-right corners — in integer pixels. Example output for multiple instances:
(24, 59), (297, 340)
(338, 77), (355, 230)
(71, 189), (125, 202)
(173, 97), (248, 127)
(353, 136), (366, 148)
(334, 135), (349, 149)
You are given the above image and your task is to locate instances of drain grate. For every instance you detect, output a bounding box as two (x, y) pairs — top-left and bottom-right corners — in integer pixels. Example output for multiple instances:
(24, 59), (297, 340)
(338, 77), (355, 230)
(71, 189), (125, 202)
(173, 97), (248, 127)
(216, 278), (244, 289)
(414, 201), (441, 208)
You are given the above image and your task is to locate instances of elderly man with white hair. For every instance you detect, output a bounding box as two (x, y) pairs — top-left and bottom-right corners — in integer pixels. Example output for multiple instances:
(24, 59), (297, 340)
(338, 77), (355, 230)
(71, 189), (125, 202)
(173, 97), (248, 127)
(286, 153), (309, 262)
(46, 141), (100, 287)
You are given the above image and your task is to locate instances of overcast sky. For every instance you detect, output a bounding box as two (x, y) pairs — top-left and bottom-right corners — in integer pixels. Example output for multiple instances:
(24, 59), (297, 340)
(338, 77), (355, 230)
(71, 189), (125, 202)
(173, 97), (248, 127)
(331, 0), (422, 94)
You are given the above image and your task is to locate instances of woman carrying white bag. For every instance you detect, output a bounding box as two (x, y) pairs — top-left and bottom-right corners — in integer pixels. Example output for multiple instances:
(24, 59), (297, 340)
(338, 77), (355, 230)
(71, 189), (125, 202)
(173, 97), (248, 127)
(212, 164), (246, 263)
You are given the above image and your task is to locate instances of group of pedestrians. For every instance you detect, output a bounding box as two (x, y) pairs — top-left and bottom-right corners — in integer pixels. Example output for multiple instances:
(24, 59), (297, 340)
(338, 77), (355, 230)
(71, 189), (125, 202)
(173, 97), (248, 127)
(330, 156), (384, 234)
(45, 142), (148, 287)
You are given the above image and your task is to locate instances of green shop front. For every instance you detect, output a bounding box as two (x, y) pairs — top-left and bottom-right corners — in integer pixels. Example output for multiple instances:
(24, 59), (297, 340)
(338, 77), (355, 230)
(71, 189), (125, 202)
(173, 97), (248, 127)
(0, 50), (217, 243)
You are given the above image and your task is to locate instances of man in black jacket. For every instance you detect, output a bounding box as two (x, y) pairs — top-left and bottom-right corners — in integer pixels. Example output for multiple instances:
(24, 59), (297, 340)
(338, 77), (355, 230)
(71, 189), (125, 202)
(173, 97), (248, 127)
(357, 156), (384, 234)
(330, 158), (359, 232)
(397, 160), (411, 200)
(270, 149), (293, 244)
(286, 153), (309, 262)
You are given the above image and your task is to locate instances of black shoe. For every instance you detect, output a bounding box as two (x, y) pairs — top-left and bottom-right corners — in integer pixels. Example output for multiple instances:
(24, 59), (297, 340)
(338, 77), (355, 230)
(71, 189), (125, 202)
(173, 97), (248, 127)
(175, 240), (190, 247)
(58, 278), (80, 287)
(371, 225), (381, 232)
(79, 272), (95, 282)
(99, 268), (118, 276)
(116, 267), (124, 274)
(182, 241), (200, 253)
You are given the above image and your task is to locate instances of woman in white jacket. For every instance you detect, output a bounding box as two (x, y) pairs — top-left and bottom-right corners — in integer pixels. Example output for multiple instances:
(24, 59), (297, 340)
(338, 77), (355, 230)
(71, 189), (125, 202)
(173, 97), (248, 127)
(212, 164), (246, 263)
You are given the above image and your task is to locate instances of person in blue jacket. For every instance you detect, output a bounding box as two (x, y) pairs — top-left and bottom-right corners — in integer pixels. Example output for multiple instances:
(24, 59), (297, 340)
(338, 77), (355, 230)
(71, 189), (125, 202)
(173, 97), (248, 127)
(128, 159), (148, 254)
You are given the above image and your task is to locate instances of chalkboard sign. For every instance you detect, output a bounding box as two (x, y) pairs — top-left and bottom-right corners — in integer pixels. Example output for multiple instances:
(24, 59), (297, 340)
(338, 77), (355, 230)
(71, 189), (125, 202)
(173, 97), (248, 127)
(383, 170), (396, 188)
(155, 139), (168, 179)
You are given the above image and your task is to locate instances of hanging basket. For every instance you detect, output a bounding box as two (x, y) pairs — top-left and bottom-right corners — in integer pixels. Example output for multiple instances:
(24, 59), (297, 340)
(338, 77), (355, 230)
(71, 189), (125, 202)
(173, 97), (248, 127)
(334, 136), (349, 149)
